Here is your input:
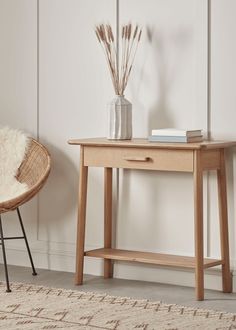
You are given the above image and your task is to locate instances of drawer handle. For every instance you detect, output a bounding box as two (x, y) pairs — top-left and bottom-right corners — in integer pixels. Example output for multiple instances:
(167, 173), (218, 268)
(124, 156), (150, 162)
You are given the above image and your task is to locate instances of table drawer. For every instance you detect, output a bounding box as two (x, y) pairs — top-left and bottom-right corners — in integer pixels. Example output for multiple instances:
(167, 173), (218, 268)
(84, 146), (193, 172)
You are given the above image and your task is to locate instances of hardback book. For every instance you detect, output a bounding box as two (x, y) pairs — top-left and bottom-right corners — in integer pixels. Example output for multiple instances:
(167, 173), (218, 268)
(148, 135), (203, 143)
(151, 128), (202, 138)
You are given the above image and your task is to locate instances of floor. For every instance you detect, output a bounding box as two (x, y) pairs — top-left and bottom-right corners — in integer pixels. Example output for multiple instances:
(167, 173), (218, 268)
(0, 264), (236, 313)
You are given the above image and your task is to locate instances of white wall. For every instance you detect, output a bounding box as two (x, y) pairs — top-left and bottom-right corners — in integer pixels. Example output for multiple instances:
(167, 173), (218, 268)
(210, 0), (236, 273)
(0, 0), (236, 291)
(0, 0), (38, 253)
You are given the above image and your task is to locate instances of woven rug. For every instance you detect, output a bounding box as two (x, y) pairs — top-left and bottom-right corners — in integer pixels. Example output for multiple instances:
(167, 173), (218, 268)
(0, 282), (235, 329)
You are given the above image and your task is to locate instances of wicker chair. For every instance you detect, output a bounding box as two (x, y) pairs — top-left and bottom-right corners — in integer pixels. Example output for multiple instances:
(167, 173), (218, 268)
(0, 139), (51, 292)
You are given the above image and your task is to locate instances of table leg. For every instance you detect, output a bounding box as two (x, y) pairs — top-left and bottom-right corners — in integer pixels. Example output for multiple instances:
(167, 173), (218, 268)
(194, 150), (204, 301)
(217, 149), (232, 293)
(104, 167), (113, 278)
(75, 147), (88, 285)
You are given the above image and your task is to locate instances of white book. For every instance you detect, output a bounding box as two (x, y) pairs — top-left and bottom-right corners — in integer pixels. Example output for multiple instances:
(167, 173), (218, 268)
(151, 128), (202, 138)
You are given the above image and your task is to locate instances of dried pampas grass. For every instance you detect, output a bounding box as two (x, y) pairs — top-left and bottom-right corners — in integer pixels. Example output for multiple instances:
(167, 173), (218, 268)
(95, 23), (142, 95)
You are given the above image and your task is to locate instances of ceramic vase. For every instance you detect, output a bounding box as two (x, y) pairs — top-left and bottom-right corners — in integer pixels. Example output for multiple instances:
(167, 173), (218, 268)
(108, 95), (132, 140)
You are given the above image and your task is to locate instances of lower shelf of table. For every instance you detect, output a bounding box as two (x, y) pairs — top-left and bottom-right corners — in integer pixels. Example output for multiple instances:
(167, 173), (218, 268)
(85, 248), (223, 269)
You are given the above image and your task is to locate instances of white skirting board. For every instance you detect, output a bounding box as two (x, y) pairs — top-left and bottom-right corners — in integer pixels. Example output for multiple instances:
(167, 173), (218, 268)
(2, 245), (236, 293)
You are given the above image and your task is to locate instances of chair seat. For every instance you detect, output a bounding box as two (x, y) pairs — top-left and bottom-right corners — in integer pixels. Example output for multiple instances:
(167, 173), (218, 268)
(0, 178), (28, 204)
(0, 183), (39, 213)
(0, 139), (51, 214)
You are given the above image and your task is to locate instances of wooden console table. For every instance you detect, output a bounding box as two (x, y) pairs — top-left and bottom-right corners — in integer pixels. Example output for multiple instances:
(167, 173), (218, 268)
(68, 138), (236, 300)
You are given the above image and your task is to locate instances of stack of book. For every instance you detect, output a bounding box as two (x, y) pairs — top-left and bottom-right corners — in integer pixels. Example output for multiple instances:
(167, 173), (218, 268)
(149, 128), (203, 143)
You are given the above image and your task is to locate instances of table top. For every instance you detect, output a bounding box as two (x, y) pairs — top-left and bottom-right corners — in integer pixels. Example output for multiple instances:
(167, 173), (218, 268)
(68, 138), (236, 150)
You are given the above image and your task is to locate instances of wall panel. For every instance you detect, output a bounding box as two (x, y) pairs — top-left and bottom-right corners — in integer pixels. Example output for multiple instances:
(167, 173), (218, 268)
(38, 0), (116, 269)
(114, 0), (208, 281)
(0, 0), (38, 250)
(210, 0), (236, 269)
(0, 0), (37, 133)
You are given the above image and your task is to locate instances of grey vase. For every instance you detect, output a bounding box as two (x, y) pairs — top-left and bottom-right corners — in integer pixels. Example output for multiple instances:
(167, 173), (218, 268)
(108, 95), (132, 140)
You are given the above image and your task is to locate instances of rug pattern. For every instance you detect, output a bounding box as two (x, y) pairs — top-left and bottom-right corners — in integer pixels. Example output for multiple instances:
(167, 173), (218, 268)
(0, 282), (235, 329)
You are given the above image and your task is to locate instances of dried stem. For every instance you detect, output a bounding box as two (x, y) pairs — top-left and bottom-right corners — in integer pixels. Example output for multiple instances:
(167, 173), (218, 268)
(95, 23), (142, 96)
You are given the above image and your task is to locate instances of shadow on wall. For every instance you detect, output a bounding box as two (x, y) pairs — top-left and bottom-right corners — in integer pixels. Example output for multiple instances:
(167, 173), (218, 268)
(39, 140), (78, 225)
(146, 26), (192, 132)
(117, 26), (194, 251)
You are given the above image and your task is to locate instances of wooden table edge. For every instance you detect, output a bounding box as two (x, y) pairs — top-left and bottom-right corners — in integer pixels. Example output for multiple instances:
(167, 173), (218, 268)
(68, 138), (236, 150)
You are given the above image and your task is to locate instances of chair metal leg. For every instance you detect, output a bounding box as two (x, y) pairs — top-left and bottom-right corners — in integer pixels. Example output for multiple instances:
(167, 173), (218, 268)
(0, 216), (11, 292)
(16, 208), (37, 276)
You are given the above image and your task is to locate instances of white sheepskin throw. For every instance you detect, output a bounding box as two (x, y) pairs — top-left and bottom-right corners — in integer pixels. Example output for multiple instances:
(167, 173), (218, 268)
(0, 127), (29, 203)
